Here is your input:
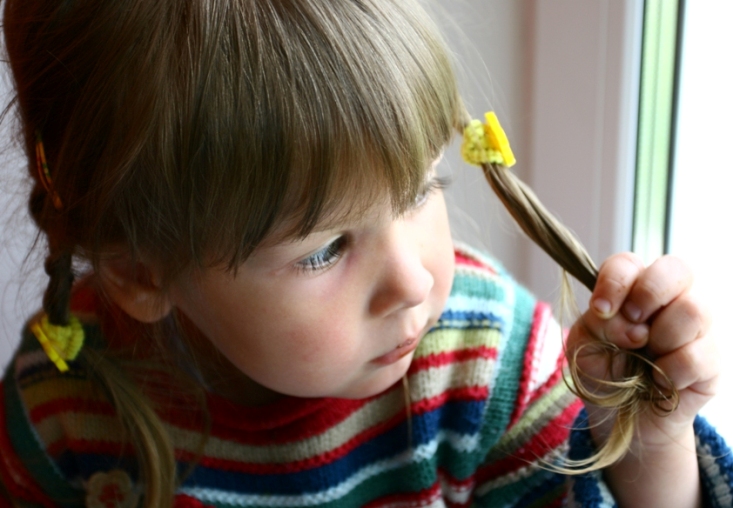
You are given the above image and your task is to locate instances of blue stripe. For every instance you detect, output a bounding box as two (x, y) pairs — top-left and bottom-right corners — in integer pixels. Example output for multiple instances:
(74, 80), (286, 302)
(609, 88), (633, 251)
(568, 410), (608, 507)
(435, 310), (503, 330)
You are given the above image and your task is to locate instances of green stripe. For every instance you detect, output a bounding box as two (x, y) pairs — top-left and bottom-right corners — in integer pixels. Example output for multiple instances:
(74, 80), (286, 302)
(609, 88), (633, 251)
(450, 272), (507, 302)
(480, 283), (535, 456)
(475, 471), (564, 508)
(4, 368), (83, 507)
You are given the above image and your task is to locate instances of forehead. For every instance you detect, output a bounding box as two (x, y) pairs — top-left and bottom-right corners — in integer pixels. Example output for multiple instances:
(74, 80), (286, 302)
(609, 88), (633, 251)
(270, 154), (443, 244)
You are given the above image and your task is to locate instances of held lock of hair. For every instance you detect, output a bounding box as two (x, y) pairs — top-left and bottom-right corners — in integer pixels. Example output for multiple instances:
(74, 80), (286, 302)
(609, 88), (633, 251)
(460, 111), (680, 473)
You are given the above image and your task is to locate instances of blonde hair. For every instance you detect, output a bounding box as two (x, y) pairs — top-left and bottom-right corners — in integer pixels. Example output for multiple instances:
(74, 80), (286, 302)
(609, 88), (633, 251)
(4, 0), (461, 505)
(458, 108), (679, 472)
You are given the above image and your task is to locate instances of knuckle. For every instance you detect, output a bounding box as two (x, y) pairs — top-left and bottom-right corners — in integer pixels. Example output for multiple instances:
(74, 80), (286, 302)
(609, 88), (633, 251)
(634, 278), (666, 305)
(677, 296), (707, 334)
(618, 251), (644, 268)
(597, 253), (643, 294)
(674, 342), (699, 373)
(660, 254), (690, 271)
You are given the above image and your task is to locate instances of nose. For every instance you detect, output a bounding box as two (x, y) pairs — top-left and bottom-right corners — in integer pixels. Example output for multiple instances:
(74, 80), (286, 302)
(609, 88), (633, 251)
(368, 221), (434, 317)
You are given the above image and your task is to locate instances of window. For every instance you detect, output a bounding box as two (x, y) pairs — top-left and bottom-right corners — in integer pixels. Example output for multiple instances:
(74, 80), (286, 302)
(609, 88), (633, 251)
(665, 0), (733, 440)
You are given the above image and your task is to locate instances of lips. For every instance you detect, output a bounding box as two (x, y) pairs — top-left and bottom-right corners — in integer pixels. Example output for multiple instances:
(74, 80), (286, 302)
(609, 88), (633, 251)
(371, 336), (420, 366)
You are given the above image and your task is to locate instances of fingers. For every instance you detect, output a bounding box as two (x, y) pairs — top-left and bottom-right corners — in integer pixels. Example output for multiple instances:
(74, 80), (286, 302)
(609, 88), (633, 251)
(569, 252), (718, 434)
(646, 293), (711, 357)
(588, 254), (697, 347)
(621, 255), (694, 324)
(591, 254), (693, 323)
(590, 252), (645, 319)
(654, 334), (718, 394)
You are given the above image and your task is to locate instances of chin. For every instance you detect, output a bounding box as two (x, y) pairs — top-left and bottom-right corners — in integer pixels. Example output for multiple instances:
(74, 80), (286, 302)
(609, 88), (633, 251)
(337, 355), (414, 400)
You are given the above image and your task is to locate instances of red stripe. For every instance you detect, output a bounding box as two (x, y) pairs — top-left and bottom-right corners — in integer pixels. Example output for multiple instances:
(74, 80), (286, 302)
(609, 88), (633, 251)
(0, 386), (57, 508)
(437, 468), (475, 508)
(362, 481), (442, 507)
(475, 399), (582, 484)
(155, 392), (376, 447)
(509, 302), (551, 426)
(524, 357), (565, 410)
(546, 497), (565, 508)
(412, 386), (489, 416)
(408, 346), (497, 374)
(455, 252), (496, 274)
(205, 395), (371, 445)
(29, 398), (115, 424)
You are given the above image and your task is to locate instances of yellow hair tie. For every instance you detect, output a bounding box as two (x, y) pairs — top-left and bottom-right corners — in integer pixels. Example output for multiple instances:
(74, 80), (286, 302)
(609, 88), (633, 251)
(31, 315), (84, 372)
(461, 111), (516, 168)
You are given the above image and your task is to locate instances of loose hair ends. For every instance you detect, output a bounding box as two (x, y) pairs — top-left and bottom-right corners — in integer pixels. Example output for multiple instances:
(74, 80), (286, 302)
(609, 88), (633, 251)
(456, 114), (680, 473)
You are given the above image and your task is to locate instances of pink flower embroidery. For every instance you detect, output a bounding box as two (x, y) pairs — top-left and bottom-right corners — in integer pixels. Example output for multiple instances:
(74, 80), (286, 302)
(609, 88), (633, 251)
(85, 470), (139, 508)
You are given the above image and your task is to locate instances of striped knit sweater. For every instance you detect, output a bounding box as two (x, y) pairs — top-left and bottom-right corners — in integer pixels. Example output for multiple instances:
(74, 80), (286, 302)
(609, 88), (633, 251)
(1, 246), (731, 508)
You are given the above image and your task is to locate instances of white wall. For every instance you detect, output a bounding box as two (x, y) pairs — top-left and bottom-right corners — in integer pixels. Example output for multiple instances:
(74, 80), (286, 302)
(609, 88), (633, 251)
(0, 72), (45, 367)
(439, 0), (641, 303)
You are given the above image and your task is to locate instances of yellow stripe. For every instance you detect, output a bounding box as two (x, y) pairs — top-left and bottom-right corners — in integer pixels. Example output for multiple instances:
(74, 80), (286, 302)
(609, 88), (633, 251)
(20, 377), (108, 410)
(415, 328), (501, 359)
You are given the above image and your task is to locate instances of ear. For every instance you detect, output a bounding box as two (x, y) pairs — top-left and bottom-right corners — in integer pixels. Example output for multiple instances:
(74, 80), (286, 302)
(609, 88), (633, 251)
(98, 254), (173, 323)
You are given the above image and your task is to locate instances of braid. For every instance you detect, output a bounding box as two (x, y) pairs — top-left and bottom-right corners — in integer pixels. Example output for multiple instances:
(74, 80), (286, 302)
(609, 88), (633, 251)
(458, 110), (678, 472)
(42, 249), (74, 326)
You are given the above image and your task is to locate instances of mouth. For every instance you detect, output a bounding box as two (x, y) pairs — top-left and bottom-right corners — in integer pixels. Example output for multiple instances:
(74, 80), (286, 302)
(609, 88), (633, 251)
(371, 336), (421, 366)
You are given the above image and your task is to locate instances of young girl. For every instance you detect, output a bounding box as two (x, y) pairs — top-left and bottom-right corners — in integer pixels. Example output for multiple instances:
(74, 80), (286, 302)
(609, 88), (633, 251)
(0, 1), (729, 507)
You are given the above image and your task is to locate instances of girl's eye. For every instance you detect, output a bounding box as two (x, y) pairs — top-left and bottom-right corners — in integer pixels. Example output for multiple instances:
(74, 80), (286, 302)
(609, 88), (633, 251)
(296, 236), (347, 273)
(413, 176), (451, 209)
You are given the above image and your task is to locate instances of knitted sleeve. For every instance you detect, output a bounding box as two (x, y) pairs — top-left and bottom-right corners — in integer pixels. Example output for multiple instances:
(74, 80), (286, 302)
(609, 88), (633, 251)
(455, 247), (733, 508)
(565, 410), (733, 508)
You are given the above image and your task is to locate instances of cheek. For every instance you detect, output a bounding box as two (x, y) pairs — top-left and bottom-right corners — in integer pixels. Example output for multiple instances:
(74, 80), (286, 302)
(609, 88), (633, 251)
(225, 293), (362, 385)
(425, 197), (455, 298)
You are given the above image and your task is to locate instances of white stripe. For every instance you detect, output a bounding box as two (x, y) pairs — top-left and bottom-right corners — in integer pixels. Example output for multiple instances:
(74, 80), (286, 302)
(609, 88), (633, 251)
(474, 442), (569, 496)
(439, 473), (473, 505)
(409, 358), (496, 405)
(15, 349), (53, 374)
(698, 440), (733, 506)
(529, 314), (563, 394)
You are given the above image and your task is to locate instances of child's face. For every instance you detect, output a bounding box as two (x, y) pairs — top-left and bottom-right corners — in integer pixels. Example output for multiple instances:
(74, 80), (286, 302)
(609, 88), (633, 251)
(171, 169), (454, 402)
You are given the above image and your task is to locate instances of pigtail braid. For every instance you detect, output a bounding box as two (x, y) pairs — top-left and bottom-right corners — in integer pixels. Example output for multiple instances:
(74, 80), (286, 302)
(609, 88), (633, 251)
(80, 349), (177, 508)
(458, 111), (679, 472)
(42, 249), (74, 326)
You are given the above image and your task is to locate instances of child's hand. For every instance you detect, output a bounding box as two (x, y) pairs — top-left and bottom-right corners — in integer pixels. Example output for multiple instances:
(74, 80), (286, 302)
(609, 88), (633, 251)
(566, 252), (718, 446)
(566, 253), (718, 506)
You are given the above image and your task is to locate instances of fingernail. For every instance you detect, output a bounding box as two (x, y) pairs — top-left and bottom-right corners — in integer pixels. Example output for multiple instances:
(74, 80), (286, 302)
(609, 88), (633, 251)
(628, 324), (648, 344)
(592, 298), (612, 318)
(623, 302), (642, 322)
